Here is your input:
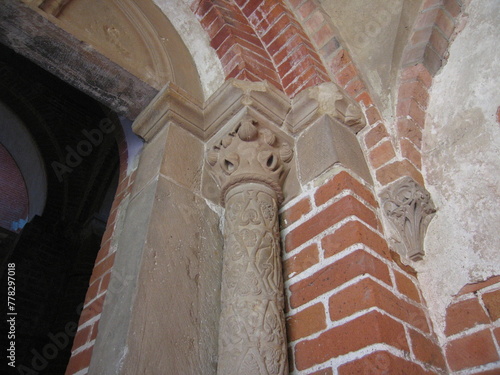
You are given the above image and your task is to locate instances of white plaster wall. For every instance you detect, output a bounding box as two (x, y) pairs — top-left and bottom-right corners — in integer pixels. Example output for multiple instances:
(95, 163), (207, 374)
(418, 0), (500, 338)
(318, 0), (420, 123)
(152, 0), (225, 99)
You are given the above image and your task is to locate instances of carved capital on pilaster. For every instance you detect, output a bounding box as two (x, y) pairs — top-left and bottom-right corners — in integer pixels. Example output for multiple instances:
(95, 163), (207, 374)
(206, 116), (293, 206)
(381, 177), (436, 262)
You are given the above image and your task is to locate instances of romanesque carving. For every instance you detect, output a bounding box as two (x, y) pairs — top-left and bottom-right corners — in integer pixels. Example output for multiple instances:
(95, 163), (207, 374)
(308, 83), (365, 131)
(207, 116), (293, 206)
(207, 117), (291, 375)
(287, 82), (366, 134)
(381, 177), (436, 261)
(218, 185), (287, 375)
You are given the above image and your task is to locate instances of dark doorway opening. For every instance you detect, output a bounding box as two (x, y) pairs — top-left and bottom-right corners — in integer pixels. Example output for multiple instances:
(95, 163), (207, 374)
(0, 43), (120, 375)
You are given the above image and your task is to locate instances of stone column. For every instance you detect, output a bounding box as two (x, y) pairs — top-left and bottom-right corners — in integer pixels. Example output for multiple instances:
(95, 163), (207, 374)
(207, 117), (292, 375)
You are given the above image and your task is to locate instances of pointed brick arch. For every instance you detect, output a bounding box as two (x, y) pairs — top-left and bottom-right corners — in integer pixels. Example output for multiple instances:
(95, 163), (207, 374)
(191, 0), (330, 97)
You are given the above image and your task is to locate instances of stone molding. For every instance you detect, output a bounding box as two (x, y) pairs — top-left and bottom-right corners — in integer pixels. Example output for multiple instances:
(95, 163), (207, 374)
(286, 82), (366, 134)
(204, 80), (290, 140)
(132, 79), (365, 144)
(380, 176), (436, 261)
(132, 82), (204, 141)
(132, 79), (291, 142)
(1, 0), (159, 119)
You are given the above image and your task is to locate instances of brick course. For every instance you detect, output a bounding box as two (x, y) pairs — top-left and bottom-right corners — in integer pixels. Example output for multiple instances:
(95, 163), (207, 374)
(443, 279), (500, 372)
(65, 125), (131, 375)
(294, 311), (408, 371)
(284, 169), (443, 373)
(338, 351), (436, 375)
(446, 329), (499, 371)
(289, 250), (392, 309)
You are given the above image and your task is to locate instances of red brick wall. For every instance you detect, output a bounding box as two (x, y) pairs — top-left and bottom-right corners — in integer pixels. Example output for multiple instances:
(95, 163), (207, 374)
(281, 169), (445, 374)
(444, 277), (500, 372)
(65, 125), (135, 375)
(0, 143), (29, 231)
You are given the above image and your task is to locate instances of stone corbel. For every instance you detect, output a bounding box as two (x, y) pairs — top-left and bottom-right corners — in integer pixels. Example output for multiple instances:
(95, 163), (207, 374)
(206, 116), (292, 375)
(286, 82), (366, 134)
(283, 81), (371, 185)
(380, 176), (436, 261)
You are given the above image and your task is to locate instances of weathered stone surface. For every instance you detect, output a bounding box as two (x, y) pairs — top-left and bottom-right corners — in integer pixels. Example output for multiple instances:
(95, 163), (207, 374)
(296, 115), (372, 184)
(88, 180), (157, 374)
(417, 0), (500, 341)
(207, 117), (293, 206)
(204, 80), (290, 141)
(161, 124), (203, 191)
(90, 117), (222, 374)
(90, 176), (222, 375)
(123, 176), (222, 375)
(287, 82), (366, 134)
(132, 82), (204, 141)
(319, 0), (421, 122)
(131, 122), (203, 194)
(218, 184), (288, 375)
(151, 0), (225, 99)
(130, 127), (169, 197)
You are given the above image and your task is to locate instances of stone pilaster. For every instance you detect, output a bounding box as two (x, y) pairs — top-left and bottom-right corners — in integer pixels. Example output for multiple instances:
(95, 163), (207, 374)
(207, 117), (292, 375)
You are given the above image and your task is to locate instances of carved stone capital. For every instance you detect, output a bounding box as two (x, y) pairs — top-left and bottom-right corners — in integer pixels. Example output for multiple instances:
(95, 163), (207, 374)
(207, 116), (293, 206)
(381, 177), (436, 261)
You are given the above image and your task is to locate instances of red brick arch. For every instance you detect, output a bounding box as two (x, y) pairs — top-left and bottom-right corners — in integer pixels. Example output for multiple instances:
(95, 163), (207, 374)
(190, 0), (330, 97)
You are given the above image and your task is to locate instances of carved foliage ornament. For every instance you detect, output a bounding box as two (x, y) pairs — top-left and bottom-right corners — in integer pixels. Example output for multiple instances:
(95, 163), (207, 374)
(381, 177), (436, 261)
(207, 117), (293, 205)
(308, 82), (365, 131)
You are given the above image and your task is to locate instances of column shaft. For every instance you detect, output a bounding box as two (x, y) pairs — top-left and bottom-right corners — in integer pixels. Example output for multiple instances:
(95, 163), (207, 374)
(218, 183), (287, 375)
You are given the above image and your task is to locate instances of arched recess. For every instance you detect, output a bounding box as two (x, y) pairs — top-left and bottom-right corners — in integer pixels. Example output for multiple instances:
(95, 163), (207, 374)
(0, 101), (47, 222)
(49, 0), (203, 96)
(0, 45), (124, 375)
(0, 145), (29, 232)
